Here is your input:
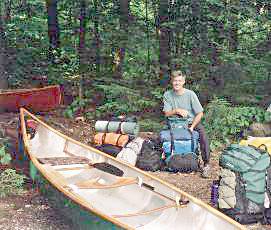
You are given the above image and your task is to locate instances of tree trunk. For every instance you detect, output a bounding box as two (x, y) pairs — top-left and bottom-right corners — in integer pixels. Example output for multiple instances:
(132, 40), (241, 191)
(228, 0), (239, 52)
(4, 0), (11, 22)
(78, 0), (86, 99)
(158, 0), (170, 86)
(145, 0), (150, 71)
(113, 0), (130, 78)
(46, 0), (60, 60)
(0, 6), (8, 90)
(191, 0), (201, 76)
(206, 4), (226, 90)
(93, 0), (100, 75)
(21, 0), (32, 18)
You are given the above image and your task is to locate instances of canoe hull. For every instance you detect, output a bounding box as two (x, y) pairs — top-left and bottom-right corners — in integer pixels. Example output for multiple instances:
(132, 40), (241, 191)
(20, 108), (245, 230)
(33, 165), (122, 230)
(0, 85), (61, 112)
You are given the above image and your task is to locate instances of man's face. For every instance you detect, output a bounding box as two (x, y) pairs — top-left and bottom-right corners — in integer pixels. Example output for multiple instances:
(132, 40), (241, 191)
(172, 75), (185, 91)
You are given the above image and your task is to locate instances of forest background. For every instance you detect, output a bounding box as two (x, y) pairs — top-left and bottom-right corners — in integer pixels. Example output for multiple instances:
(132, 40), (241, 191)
(0, 0), (271, 150)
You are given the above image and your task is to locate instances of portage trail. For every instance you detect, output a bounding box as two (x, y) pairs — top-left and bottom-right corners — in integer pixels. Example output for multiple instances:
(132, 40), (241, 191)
(0, 110), (268, 229)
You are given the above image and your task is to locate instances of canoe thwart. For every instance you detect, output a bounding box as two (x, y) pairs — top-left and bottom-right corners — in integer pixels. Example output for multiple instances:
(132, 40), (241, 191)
(55, 165), (91, 171)
(112, 203), (187, 218)
(75, 176), (138, 189)
(38, 156), (124, 177)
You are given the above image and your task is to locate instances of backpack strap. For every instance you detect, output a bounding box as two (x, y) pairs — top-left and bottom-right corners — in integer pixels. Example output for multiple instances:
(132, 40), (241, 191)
(116, 121), (122, 134)
(115, 134), (121, 146)
(102, 133), (107, 144)
(105, 121), (110, 133)
(248, 144), (268, 154)
(167, 119), (175, 156)
(188, 129), (195, 152)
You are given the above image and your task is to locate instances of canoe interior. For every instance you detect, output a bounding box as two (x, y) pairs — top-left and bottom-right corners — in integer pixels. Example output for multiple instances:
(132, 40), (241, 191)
(21, 109), (245, 230)
(37, 172), (122, 230)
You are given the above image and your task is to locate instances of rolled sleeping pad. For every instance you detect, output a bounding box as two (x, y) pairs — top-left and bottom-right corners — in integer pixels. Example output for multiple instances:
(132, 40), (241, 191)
(95, 120), (139, 136)
(94, 132), (129, 147)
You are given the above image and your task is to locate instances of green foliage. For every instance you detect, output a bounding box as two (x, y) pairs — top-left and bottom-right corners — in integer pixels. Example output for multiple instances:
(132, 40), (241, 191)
(0, 146), (12, 165)
(64, 97), (89, 118)
(95, 83), (158, 118)
(203, 97), (271, 150)
(0, 169), (27, 198)
(138, 118), (163, 132)
(0, 137), (12, 165)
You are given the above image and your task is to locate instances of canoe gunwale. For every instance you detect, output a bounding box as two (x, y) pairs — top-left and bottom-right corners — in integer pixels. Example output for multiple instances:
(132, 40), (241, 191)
(20, 108), (246, 230)
(0, 85), (60, 95)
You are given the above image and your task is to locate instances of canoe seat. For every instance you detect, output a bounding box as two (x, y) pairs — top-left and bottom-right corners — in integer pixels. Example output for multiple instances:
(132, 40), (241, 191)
(112, 203), (187, 218)
(55, 165), (91, 171)
(74, 176), (138, 189)
(38, 156), (90, 165)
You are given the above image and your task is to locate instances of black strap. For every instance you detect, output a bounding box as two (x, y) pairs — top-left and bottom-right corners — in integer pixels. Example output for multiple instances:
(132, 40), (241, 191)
(222, 153), (254, 168)
(167, 119), (175, 156)
(116, 121), (122, 134)
(227, 146), (258, 161)
(105, 121), (110, 133)
(188, 129), (195, 152)
(248, 144), (268, 154)
(116, 134), (123, 146)
(102, 133), (107, 144)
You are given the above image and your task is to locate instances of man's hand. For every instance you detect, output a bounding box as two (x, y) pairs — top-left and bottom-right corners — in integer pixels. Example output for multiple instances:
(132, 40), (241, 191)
(175, 108), (189, 117)
(188, 126), (194, 132)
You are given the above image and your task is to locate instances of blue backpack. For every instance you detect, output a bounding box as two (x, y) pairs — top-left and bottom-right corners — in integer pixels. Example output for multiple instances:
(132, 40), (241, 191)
(160, 118), (200, 172)
(160, 128), (199, 159)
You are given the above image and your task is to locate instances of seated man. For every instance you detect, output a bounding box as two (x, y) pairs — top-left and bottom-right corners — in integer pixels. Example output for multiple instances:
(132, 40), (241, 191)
(163, 70), (210, 178)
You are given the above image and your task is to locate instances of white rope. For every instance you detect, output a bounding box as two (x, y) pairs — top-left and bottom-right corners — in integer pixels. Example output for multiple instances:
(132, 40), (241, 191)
(137, 176), (143, 187)
(175, 195), (181, 209)
(67, 184), (79, 193)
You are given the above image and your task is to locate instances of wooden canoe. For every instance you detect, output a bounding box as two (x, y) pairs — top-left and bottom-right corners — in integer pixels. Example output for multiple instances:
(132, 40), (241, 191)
(20, 108), (245, 230)
(0, 85), (62, 112)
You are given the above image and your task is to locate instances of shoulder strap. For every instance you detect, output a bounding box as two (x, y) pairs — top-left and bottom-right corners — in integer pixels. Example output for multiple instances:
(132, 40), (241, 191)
(188, 129), (195, 152)
(167, 119), (175, 156)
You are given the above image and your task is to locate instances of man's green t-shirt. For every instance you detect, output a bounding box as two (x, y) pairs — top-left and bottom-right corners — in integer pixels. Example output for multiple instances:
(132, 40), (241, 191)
(163, 89), (203, 119)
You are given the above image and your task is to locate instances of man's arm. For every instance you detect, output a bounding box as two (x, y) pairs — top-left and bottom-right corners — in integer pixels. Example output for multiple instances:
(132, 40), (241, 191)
(189, 112), (203, 131)
(164, 108), (189, 117)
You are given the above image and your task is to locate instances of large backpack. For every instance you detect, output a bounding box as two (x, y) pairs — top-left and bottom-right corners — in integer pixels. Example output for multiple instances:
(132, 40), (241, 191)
(218, 144), (270, 224)
(160, 118), (199, 172)
(136, 138), (162, 172)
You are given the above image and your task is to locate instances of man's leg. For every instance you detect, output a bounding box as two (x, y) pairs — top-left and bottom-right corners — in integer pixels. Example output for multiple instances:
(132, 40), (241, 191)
(194, 123), (210, 166)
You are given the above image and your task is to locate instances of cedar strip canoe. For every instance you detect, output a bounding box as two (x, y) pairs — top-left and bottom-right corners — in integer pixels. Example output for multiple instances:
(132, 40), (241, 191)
(20, 108), (246, 230)
(0, 85), (62, 112)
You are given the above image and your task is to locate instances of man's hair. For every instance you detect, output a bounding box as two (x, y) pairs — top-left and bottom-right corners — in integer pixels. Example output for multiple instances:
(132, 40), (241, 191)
(171, 70), (186, 81)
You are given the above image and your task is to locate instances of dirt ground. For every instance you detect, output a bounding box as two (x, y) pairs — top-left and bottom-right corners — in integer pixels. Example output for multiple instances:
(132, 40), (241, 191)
(0, 109), (270, 229)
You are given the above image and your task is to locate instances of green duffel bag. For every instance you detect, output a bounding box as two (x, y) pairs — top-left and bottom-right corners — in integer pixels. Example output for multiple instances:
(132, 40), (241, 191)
(219, 144), (264, 173)
(220, 144), (270, 205)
